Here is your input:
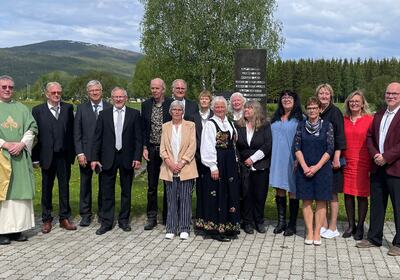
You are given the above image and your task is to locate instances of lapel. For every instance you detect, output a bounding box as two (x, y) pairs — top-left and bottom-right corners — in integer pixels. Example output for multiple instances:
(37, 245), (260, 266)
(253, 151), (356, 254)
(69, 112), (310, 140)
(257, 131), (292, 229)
(85, 102), (97, 122)
(239, 126), (249, 148)
(374, 109), (385, 144)
(179, 121), (189, 154)
(107, 107), (116, 135)
(123, 107), (130, 133)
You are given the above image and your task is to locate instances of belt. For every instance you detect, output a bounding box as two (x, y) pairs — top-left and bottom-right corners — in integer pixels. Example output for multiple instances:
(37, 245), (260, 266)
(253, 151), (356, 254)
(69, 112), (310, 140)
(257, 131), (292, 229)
(149, 144), (160, 151)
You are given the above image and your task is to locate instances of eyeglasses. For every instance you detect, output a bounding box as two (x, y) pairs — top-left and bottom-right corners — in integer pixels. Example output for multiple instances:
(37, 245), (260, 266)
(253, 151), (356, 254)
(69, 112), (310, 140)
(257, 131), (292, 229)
(1, 85), (14, 90)
(174, 87), (186, 90)
(49, 91), (62, 95)
(171, 108), (183, 112)
(282, 95), (294, 100)
(349, 100), (361, 104)
(385, 92), (400, 97)
(112, 96), (126, 99)
(306, 107), (319, 111)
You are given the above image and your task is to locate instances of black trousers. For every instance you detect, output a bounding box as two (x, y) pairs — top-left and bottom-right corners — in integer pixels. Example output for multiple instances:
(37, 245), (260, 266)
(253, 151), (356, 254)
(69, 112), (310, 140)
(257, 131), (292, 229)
(368, 167), (400, 246)
(99, 152), (134, 228)
(41, 153), (71, 222)
(79, 163), (101, 219)
(242, 169), (269, 225)
(146, 145), (167, 222)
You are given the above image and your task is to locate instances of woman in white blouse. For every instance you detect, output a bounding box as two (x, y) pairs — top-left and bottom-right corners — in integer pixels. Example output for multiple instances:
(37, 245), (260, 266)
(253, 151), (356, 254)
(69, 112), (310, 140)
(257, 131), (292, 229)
(159, 101), (198, 240)
(199, 96), (241, 242)
(229, 92), (246, 121)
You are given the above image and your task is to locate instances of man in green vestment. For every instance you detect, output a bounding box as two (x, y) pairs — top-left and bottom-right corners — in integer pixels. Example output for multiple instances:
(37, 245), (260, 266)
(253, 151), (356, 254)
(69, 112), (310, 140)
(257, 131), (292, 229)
(0, 75), (38, 245)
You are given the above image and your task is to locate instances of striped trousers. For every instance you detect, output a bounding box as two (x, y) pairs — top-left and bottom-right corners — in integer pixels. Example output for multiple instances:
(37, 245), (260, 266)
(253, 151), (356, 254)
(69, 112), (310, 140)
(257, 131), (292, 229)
(165, 178), (194, 234)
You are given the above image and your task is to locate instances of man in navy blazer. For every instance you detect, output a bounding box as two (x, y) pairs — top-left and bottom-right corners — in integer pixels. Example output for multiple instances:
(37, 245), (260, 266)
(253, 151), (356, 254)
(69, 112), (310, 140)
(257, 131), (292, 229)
(91, 87), (142, 235)
(32, 82), (77, 234)
(74, 80), (112, 226)
(357, 82), (400, 256)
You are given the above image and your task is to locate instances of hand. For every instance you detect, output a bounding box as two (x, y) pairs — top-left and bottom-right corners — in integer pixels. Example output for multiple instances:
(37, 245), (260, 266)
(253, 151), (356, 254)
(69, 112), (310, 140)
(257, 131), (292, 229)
(374, 154), (386, 166)
(91, 161), (100, 171)
(244, 158), (253, 167)
(33, 162), (40, 169)
(4, 142), (25, 156)
(77, 154), (87, 167)
(305, 165), (319, 177)
(332, 155), (341, 169)
(211, 170), (219, 180)
(143, 148), (149, 161)
(132, 160), (141, 169)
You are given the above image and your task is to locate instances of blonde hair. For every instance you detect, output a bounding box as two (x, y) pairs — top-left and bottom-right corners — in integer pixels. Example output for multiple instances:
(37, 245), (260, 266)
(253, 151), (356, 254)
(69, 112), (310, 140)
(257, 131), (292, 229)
(315, 83), (334, 104)
(344, 90), (370, 116)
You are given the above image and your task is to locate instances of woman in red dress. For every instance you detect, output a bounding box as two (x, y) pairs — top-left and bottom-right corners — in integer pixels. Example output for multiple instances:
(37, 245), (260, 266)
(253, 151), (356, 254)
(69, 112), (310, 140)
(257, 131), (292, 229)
(342, 90), (373, 240)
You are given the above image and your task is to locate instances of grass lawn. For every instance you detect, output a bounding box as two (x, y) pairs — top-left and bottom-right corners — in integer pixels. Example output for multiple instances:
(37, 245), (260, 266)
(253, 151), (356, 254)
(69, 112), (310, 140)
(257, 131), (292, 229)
(32, 163), (394, 222)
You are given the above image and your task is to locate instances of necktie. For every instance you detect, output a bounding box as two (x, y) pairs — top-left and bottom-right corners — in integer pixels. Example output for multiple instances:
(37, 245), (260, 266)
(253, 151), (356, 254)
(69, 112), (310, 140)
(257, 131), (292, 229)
(93, 104), (99, 119)
(115, 109), (122, 150)
(51, 106), (59, 120)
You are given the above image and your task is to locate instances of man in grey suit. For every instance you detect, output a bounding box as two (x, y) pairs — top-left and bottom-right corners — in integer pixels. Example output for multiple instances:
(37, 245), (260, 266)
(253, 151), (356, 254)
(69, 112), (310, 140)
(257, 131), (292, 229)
(74, 80), (112, 226)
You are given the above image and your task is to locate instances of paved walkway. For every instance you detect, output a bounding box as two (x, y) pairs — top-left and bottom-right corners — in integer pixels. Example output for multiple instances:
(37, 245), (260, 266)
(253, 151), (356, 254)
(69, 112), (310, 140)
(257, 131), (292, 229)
(1, 218), (400, 279)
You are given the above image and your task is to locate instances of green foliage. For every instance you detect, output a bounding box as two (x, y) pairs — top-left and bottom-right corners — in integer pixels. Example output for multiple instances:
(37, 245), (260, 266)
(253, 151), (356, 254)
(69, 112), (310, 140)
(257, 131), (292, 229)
(139, 0), (283, 98)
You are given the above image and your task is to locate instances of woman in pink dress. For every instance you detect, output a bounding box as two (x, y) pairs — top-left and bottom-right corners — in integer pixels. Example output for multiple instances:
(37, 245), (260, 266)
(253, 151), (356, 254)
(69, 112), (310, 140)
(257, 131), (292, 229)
(342, 90), (373, 240)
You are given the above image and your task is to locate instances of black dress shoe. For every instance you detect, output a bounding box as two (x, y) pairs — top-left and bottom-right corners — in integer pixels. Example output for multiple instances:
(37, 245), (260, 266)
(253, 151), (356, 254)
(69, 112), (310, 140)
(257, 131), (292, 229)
(96, 226), (111, 235)
(9, 232), (28, 242)
(244, 224), (254, 234)
(144, 220), (157, 230)
(80, 216), (91, 227)
(212, 234), (231, 242)
(0, 235), (11, 245)
(119, 224), (132, 232)
(256, 224), (266, 234)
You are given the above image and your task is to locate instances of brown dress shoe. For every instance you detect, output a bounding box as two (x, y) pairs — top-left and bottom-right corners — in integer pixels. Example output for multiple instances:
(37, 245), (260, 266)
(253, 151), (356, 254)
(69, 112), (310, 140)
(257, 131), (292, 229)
(388, 246), (400, 256)
(60, 219), (77, 230)
(356, 239), (378, 248)
(42, 222), (52, 234)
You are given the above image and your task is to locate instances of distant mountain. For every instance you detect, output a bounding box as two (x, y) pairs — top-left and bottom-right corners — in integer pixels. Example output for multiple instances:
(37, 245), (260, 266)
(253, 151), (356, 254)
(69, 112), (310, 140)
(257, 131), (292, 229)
(0, 40), (143, 89)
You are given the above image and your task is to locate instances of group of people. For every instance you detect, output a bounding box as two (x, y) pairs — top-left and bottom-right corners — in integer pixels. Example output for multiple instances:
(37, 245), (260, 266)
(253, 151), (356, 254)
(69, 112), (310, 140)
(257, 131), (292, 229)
(1, 74), (400, 256)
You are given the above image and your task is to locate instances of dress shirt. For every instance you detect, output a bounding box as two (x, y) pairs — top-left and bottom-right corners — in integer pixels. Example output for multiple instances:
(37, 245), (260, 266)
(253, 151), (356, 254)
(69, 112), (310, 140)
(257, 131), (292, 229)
(379, 105), (400, 153)
(91, 100), (104, 113)
(201, 115), (235, 172)
(171, 124), (182, 164)
(233, 110), (243, 121)
(113, 106), (126, 146)
(47, 102), (60, 118)
(246, 124), (265, 170)
(199, 109), (211, 126)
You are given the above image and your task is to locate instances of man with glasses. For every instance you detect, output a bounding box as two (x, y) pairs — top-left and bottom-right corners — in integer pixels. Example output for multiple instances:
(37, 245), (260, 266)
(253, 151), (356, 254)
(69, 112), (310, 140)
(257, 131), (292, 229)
(0, 75), (38, 245)
(172, 79), (197, 120)
(357, 82), (400, 256)
(74, 80), (112, 227)
(32, 82), (77, 234)
(91, 87), (142, 235)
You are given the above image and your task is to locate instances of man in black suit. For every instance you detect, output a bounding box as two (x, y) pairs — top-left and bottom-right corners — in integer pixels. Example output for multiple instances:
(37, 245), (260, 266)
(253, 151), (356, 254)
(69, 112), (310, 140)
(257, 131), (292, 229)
(91, 87), (142, 235)
(172, 79), (197, 120)
(74, 80), (112, 226)
(32, 82), (77, 234)
(141, 78), (173, 230)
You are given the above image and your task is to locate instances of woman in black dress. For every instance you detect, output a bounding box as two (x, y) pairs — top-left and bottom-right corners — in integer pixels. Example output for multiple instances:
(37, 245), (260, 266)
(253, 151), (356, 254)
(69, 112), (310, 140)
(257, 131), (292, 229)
(236, 101), (272, 234)
(199, 96), (240, 242)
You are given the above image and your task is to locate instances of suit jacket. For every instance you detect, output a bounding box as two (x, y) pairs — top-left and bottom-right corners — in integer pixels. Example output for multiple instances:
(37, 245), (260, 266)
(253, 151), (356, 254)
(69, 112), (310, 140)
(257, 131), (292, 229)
(367, 108), (400, 177)
(141, 97), (173, 148)
(92, 106), (142, 170)
(183, 99), (198, 121)
(192, 109), (213, 161)
(236, 123), (272, 170)
(74, 100), (112, 161)
(159, 120), (198, 181)
(32, 102), (75, 169)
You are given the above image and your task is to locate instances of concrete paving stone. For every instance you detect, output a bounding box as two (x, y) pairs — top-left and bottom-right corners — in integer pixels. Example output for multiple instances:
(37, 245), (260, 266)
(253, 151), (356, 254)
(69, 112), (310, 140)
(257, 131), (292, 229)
(289, 274), (303, 280)
(189, 268), (204, 277)
(238, 271), (253, 279)
(266, 265), (279, 274)
(242, 263), (256, 272)
(203, 264), (218, 273)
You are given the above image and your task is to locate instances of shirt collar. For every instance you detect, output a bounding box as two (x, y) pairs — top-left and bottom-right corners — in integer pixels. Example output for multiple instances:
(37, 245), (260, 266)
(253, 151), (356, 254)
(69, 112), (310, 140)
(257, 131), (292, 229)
(47, 102), (60, 109)
(113, 106), (126, 112)
(91, 100), (103, 108)
(386, 104), (400, 115)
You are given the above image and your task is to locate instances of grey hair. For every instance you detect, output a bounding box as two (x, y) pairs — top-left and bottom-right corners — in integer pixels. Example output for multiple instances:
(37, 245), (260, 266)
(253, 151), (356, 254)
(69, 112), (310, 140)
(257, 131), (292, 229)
(0, 75), (14, 82)
(86, 80), (102, 91)
(229, 92), (246, 112)
(172, 79), (187, 90)
(211, 96), (227, 110)
(111, 87), (128, 97)
(46, 82), (62, 92)
(169, 100), (185, 115)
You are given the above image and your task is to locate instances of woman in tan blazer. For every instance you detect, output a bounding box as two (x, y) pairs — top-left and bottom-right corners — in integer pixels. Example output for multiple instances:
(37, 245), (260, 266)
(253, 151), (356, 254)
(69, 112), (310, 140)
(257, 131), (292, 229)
(159, 100), (198, 240)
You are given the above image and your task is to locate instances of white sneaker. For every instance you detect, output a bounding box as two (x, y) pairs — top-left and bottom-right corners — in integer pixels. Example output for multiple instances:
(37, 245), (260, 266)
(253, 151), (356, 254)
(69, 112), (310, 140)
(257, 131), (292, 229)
(165, 233), (174, 239)
(321, 229), (340, 239)
(320, 227), (327, 235)
(180, 232), (189, 240)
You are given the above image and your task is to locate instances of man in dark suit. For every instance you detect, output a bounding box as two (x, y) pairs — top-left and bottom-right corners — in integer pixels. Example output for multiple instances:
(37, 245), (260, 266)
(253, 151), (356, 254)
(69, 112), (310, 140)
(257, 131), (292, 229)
(91, 87), (142, 235)
(172, 79), (197, 120)
(141, 78), (173, 230)
(74, 80), (112, 226)
(32, 82), (77, 234)
(357, 82), (400, 256)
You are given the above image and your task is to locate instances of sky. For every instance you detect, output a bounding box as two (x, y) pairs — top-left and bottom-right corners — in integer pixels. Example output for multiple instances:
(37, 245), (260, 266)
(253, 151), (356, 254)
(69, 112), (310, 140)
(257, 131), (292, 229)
(0, 0), (399, 60)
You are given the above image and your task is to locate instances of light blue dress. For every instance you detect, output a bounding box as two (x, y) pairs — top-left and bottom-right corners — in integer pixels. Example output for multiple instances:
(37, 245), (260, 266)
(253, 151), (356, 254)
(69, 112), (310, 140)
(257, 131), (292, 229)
(269, 118), (299, 193)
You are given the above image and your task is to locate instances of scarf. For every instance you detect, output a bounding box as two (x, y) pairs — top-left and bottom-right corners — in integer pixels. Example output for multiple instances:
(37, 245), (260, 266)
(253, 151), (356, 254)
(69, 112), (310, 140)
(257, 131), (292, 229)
(305, 118), (323, 136)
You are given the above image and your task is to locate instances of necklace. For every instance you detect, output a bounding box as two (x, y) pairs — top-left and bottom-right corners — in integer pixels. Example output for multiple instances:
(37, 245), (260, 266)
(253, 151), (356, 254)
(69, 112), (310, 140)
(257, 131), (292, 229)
(349, 115), (361, 124)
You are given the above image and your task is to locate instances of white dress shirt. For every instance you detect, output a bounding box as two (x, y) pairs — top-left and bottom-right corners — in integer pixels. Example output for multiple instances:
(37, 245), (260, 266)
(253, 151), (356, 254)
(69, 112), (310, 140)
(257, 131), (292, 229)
(246, 124), (265, 170)
(47, 102), (60, 118)
(379, 105), (400, 153)
(199, 109), (211, 127)
(91, 100), (104, 113)
(171, 124), (182, 164)
(201, 115), (235, 172)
